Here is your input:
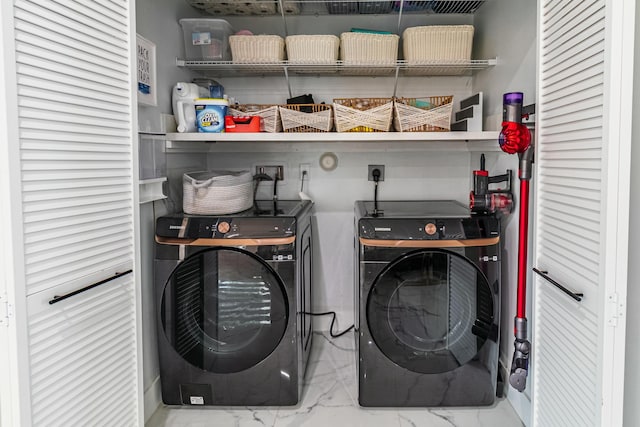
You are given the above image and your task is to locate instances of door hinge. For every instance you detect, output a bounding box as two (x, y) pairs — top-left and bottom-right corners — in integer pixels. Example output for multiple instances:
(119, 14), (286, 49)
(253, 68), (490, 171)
(606, 292), (625, 327)
(0, 293), (14, 327)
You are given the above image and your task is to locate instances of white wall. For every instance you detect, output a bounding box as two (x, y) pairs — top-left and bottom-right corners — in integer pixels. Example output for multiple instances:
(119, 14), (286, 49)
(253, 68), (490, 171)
(472, 1), (537, 425)
(623, 2), (640, 425)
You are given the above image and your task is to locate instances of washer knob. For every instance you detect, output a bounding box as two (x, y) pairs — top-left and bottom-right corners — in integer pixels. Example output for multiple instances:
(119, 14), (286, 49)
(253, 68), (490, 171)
(425, 223), (437, 235)
(217, 221), (230, 234)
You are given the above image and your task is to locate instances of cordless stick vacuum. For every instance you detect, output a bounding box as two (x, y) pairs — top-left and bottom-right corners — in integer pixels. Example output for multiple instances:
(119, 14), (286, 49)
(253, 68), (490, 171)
(499, 92), (535, 393)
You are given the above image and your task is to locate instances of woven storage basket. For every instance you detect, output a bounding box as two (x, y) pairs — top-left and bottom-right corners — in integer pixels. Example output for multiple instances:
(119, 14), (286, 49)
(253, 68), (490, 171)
(403, 25), (474, 62)
(229, 104), (281, 132)
(183, 170), (253, 215)
(394, 96), (454, 132)
(285, 35), (340, 64)
(340, 32), (399, 65)
(333, 98), (393, 132)
(279, 104), (334, 132)
(229, 35), (285, 63)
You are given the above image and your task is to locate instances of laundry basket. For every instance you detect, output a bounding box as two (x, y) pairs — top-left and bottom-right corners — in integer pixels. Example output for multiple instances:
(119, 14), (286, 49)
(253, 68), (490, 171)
(183, 170), (253, 215)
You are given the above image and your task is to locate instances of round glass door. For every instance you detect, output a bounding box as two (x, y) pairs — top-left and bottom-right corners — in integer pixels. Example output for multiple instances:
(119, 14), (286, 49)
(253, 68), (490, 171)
(367, 249), (494, 374)
(161, 247), (288, 373)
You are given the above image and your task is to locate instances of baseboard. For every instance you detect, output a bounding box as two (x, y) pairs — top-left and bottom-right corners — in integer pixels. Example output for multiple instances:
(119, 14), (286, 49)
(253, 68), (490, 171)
(144, 375), (162, 423)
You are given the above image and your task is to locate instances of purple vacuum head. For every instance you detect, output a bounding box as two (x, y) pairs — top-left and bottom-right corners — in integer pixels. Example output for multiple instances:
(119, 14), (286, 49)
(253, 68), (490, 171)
(503, 92), (524, 122)
(504, 92), (524, 106)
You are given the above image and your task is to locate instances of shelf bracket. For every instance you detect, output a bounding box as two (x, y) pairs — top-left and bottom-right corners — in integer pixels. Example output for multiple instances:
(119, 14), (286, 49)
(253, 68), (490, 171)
(396, 0), (404, 35)
(392, 66), (400, 98)
(283, 66), (292, 98)
(277, 0), (289, 37)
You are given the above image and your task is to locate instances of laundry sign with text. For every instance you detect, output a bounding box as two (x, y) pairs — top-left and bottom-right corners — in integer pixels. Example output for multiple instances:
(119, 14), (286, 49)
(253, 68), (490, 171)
(136, 34), (157, 106)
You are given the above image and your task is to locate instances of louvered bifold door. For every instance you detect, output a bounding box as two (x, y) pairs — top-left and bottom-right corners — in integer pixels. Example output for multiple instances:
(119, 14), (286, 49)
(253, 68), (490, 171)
(12, 0), (138, 425)
(533, 1), (633, 426)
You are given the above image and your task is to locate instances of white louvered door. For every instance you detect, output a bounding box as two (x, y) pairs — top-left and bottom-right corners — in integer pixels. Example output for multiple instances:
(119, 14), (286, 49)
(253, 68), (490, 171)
(9, 0), (140, 425)
(533, 0), (634, 426)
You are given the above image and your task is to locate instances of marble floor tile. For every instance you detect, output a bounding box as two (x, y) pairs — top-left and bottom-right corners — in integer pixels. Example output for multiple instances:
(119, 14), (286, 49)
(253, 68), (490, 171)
(147, 332), (523, 427)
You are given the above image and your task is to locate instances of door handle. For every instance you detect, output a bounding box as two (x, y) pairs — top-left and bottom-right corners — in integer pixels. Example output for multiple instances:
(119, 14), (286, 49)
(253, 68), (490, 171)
(49, 270), (133, 305)
(533, 268), (583, 302)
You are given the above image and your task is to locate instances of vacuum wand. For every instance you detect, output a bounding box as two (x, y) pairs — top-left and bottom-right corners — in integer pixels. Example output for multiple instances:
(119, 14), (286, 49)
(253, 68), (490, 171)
(499, 92), (535, 393)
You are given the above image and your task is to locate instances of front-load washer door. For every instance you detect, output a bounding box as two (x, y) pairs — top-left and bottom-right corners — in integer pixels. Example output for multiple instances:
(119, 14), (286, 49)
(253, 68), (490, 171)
(366, 249), (494, 374)
(160, 247), (288, 374)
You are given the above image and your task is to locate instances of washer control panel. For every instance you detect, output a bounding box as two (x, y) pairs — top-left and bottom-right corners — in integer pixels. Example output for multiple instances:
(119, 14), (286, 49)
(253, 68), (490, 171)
(359, 216), (500, 240)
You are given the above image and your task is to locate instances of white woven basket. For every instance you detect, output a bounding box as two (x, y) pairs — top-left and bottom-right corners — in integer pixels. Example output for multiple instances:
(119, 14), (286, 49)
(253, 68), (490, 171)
(278, 105), (334, 132)
(285, 35), (340, 64)
(183, 170), (253, 215)
(229, 105), (281, 133)
(333, 98), (393, 132)
(403, 25), (474, 62)
(340, 32), (399, 65)
(393, 96), (454, 132)
(230, 35), (285, 63)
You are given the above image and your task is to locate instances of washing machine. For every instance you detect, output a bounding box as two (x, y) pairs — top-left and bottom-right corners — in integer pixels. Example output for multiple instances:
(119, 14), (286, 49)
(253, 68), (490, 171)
(154, 200), (313, 406)
(355, 200), (500, 407)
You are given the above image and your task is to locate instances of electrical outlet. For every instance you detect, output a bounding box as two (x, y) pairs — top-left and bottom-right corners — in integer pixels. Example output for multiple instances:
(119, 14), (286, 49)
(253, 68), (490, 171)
(299, 163), (311, 181)
(368, 165), (385, 181)
(255, 165), (285, 181)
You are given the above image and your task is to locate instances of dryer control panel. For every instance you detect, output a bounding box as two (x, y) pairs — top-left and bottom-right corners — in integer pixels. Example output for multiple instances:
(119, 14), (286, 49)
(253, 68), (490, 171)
(156, 215), (296, 239)
(358, 216), (500, 240)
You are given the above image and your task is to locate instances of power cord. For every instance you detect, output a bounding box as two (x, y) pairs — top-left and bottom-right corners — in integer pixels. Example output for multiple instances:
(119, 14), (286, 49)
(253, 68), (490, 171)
(253, 173), (273, 202)
(303, 311), (355, 338)
(372, 168), (381, 216)
(300, 170), (307, 192)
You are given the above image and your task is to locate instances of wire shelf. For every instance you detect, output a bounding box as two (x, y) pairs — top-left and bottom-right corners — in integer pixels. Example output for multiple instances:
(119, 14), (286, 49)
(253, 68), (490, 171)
(177, 58), (496, 77)
(185, 0), (487, 16)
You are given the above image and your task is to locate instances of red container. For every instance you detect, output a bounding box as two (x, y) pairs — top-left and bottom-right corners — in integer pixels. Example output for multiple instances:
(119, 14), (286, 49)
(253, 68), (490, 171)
(225, 115), (261, 132)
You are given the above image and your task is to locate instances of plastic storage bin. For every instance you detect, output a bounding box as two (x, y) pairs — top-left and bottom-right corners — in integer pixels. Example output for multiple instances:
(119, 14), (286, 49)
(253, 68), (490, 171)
(179, 18), (233, 60)
(138, 134), (166, 180)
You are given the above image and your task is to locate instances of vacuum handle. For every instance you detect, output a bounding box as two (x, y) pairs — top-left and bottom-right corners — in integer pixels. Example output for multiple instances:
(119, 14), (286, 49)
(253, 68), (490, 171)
(533, 268), (583, 302)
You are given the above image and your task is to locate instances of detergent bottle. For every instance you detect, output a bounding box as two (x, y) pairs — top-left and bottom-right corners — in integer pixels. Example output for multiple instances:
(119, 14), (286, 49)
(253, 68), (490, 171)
(172, 82), (209, 132)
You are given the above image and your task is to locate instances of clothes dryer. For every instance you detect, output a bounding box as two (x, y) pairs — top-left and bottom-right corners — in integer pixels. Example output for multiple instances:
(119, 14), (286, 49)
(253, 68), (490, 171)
(355, 200), (500, 407)
(154, 200), (313, 406)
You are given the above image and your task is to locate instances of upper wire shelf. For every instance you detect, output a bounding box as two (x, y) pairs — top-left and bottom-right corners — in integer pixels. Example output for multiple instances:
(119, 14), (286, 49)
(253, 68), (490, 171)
(176, 58), (497, 77)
